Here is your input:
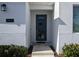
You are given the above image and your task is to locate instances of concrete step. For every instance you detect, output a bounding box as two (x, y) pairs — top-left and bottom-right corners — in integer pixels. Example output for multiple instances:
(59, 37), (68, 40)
(32, 43), (54, 57)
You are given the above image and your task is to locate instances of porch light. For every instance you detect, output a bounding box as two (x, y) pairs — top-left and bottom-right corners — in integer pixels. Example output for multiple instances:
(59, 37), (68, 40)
(1, 4), (7, 12)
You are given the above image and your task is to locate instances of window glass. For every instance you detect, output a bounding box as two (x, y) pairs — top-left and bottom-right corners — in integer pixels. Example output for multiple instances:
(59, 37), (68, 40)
(73, 6), (79, 32)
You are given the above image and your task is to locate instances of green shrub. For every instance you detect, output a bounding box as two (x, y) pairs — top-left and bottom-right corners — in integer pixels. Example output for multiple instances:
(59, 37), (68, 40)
(62, 44), (79, 57)
(0, 45), (28, 57)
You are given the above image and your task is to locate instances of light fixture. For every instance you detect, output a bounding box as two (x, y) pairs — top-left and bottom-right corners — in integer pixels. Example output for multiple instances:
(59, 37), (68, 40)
(1, 4), (7, 12)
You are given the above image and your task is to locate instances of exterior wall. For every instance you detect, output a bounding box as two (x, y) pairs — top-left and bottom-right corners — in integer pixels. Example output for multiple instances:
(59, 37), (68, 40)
(53, 2), (60, 54)
(2, 2), (79, 54)
(59, 2), (79, 53)
(0, 2), (30, 48)
(30, 10), (53, 44)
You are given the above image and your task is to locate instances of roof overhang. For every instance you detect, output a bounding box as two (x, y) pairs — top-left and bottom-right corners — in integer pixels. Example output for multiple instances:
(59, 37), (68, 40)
(29, 2), (54, 10)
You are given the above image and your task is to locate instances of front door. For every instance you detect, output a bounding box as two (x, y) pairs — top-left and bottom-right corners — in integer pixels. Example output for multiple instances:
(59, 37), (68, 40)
(36, 14), (47, 42)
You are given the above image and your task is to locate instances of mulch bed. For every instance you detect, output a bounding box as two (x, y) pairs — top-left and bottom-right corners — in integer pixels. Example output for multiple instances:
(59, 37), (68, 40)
(50, 45), (64, 57)
(27, 45), (33, 57)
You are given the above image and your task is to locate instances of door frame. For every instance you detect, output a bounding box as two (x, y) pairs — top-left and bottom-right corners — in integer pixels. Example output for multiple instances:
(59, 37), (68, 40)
(36, 14), (47, 43)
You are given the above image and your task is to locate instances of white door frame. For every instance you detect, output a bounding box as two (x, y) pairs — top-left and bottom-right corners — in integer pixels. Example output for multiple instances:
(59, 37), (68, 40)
(30, 10), (52, 44)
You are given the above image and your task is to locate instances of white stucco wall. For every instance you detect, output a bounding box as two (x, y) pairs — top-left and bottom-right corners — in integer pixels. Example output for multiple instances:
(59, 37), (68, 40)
(0, 2), (30, 48)
(59, 2), (79, 53)
(53, 2), (60, 54)
(30, 10), (53, 44)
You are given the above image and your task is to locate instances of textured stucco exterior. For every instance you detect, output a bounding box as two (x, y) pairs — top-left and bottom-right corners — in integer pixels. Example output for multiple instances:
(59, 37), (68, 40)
(58, 2), (79, 54)
(0, 2), (30, 48)
(0, 2), (79, 54)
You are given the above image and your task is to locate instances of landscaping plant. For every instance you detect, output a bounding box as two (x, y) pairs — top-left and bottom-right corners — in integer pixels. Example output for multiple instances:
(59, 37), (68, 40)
(62, 43), (79, 57)
(0, 45), (28, 57)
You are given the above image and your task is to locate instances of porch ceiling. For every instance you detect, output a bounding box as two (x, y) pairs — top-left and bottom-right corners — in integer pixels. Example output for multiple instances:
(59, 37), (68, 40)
(29, 2), (54, 6)
(29, 2), (54, 10)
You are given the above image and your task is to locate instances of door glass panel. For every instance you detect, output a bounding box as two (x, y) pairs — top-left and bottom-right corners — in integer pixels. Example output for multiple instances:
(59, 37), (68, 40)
(36, 15), (47, 42)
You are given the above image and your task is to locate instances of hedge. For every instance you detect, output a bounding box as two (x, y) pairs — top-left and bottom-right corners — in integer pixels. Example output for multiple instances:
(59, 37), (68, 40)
(62, 43), (79, 57)
(0, 45), (28, 57)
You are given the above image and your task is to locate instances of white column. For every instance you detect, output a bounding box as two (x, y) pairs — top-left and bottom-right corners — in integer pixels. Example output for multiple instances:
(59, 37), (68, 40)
(25, 3), (31, 48)
(53, 2), (60, 54)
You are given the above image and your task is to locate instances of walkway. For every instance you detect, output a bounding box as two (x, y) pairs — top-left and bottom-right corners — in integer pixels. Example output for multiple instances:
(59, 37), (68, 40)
(32, 43), (54, 57)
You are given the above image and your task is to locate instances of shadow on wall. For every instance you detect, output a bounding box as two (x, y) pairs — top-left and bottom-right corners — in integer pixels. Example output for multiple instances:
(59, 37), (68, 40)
(0, 17), (26, 26)
(52, 17), (66, 52)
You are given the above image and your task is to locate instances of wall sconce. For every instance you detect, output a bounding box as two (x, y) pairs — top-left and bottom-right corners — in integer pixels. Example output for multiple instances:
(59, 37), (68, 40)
(1, 4), (7, 12)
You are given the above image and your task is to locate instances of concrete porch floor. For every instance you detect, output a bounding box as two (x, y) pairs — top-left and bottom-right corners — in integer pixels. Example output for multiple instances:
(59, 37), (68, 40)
(32, 43), (54, 57)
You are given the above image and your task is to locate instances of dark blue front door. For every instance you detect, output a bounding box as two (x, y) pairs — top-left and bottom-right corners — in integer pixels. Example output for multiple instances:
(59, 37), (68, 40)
(36, 15), (47, 42)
